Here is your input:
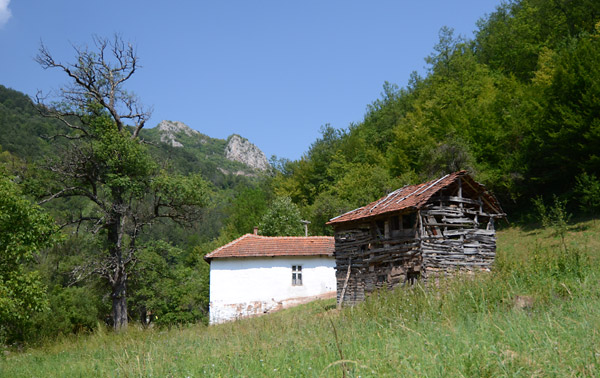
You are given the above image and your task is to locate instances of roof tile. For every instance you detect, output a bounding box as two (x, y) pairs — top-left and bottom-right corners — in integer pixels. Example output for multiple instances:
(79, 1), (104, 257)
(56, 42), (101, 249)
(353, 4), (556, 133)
(327, 171), (503, 225)
(204, 234), (334, 261)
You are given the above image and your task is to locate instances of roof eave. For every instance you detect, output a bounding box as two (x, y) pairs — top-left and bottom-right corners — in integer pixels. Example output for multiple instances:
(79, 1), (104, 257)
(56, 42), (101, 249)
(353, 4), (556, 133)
(207, 253), (334, 260)
(328, 206), (420, 226)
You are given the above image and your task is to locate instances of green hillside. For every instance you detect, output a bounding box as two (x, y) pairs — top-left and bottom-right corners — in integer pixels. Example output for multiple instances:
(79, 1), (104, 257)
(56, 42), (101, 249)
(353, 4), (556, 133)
(142, 125), (231, 176)
(0, 84), (266, 186)
(0, 85), (69, 160)
(2, 219), (599, 376)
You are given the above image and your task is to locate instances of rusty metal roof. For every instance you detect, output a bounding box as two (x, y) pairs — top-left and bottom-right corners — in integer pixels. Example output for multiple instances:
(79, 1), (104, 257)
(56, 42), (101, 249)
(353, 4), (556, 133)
(327, 171), (503, 225)
(204, 234), (335, 262)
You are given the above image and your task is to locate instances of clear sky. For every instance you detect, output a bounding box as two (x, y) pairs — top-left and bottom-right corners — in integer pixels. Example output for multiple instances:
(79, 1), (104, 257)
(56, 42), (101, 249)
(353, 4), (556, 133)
(0, 0), (503, 161)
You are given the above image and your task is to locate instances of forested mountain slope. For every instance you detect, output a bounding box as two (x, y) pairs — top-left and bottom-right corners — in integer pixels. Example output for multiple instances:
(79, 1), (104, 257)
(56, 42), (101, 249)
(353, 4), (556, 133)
(271, 0), (600, 234)
(0, 84), (270, 185)
(0, 85), (68, 160)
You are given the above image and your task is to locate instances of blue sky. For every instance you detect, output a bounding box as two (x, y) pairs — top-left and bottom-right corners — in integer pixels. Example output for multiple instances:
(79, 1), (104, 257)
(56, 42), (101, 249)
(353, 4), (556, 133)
(0, 1), (503, 161)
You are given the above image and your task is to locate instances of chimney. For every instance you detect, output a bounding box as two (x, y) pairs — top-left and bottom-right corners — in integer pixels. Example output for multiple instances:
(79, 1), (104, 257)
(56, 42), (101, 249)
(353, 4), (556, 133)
(253, 226), (259, 235)
(300, 220), (311, 237)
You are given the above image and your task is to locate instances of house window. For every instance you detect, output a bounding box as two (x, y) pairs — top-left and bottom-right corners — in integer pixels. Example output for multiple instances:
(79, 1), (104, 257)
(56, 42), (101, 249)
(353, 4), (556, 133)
(375, 220), (386, 238)
(292, 265), (303, 286)
(402, 213), (416, 229)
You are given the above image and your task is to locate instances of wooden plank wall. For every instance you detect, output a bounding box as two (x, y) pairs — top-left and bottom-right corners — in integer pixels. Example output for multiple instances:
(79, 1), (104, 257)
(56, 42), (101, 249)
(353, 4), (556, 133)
(334, 222), (421, 307)
(420, 197), (498, 277)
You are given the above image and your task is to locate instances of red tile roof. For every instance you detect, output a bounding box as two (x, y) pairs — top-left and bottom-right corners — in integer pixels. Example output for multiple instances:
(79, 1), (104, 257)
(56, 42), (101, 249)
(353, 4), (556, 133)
(327, 171), (504, 225)
(204, 234), (335, 262)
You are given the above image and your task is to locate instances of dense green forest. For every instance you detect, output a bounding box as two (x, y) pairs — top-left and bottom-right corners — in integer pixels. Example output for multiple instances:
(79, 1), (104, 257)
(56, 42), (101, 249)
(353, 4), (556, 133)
(1, 0), (599, 345)
(273, 0), (600, 235)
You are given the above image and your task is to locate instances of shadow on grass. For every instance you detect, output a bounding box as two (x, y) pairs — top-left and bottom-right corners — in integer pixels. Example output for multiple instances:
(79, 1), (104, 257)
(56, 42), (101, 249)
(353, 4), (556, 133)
(501, 215), (596, 234)
(322, 303), (336, 311)
(516, 222), (544, 233)
(570, 224), (590, 232)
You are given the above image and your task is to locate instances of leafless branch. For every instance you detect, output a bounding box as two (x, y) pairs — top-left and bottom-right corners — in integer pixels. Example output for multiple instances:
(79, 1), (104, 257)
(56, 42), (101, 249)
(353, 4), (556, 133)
(39, 182), (107, 213)
(42, 133), (85, 141)
(35, 35), (151, 135)
(34, 92), (90, 137)
(69, 263), (96, 287)
(38, 186), (81, 205)
(58, 216), (102, 232)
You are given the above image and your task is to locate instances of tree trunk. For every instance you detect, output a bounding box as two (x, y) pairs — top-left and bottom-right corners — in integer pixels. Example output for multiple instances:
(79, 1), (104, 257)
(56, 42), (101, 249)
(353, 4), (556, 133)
(112, 273), (128, 330)
(108, 196), (129, 331)
(140, 305), (148, 326)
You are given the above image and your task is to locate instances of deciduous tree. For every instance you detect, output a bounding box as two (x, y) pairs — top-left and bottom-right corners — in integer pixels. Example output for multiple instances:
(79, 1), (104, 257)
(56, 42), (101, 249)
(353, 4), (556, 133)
(0, 173), (58, 342)
(258, 196), (303, 236)
(35, 35), (209, 330)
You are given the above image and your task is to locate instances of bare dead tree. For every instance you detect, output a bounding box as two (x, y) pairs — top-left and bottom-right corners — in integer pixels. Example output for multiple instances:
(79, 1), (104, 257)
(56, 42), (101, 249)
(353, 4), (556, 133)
(35, 35), (208, 331)
(35, 34), (152, 139)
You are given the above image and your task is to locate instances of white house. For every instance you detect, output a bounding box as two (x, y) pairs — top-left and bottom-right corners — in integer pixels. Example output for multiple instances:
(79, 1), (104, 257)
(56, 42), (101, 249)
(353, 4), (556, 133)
(204, 233), (336, 324)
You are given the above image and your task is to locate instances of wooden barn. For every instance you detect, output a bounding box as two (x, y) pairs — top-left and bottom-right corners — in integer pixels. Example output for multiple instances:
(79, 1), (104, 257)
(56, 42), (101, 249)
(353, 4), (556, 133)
(326, 171), (505, 306)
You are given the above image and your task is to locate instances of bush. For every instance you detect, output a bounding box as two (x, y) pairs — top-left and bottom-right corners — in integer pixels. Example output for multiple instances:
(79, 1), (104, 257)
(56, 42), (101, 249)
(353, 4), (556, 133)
(574, 172), (600, 219)
(533, 195), (571, 251)
(25, 285), (108, 342)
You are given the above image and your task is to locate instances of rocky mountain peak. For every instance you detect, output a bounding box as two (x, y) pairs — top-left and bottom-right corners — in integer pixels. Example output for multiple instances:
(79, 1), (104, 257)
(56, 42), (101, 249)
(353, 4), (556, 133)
(157, 120), (200, 147)
(225, 135), (270, 171)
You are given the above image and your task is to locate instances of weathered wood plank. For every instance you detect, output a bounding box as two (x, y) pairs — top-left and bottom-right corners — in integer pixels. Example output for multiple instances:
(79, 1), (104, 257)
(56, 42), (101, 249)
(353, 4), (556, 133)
(430, 196), (481, 206)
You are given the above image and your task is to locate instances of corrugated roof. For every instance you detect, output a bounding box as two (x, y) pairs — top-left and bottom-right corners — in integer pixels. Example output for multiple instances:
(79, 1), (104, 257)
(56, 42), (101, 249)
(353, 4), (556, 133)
(204, 234), (335, 262)
(327, 171), (503, 225)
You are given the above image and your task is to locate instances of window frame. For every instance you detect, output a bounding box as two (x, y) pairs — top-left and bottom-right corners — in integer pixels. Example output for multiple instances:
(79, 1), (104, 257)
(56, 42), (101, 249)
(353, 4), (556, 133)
(292, 265), (303, 286)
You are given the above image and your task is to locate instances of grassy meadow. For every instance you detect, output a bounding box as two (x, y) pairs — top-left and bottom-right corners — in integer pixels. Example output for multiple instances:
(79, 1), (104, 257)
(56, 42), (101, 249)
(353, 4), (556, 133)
(2, 218), (600, 377)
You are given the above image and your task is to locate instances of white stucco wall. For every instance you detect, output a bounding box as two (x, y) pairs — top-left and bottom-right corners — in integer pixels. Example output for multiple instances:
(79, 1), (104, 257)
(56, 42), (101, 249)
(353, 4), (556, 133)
(209, 256), (336, 324)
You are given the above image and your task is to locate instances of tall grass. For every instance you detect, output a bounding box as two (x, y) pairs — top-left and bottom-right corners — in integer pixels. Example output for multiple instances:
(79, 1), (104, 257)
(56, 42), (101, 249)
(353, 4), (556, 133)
(2, 219), (600, 377)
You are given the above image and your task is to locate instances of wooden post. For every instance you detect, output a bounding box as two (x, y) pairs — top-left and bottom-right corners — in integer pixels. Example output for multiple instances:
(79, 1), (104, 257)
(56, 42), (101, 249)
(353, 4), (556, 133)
(338, 258), (352, 309)
(384, 220), (390, 248)
(458, 178), (464, 242)
(417, 210), (425, 274)
(475, 195), (481, 227)
(458, 178), (463, 208)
